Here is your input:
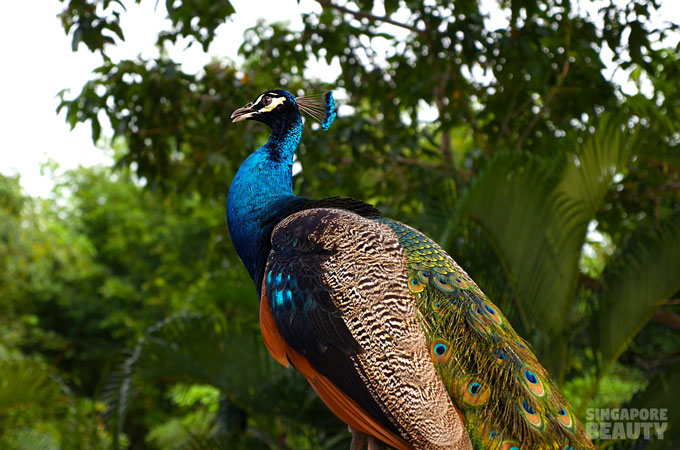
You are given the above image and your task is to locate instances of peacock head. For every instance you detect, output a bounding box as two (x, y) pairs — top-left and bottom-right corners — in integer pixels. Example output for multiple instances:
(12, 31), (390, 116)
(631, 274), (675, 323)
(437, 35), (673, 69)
(231, 89), (336, 131)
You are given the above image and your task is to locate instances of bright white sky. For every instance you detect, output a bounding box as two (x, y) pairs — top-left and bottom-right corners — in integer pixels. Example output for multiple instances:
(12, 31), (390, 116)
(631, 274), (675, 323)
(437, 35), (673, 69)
(0, 1), (677, 198)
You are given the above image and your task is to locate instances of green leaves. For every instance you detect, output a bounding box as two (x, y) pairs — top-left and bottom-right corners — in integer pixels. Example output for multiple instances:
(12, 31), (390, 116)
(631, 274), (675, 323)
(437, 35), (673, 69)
(599, 214), (680, 368)
(108, 313), (345, 449)
(59, 0), (235, 56)
(456, 117), (639, 373)
(59, 0), (125, 55)
(0, 358), (62, 415)
(627, 366), (680, 448)
(120, 313), (278, 405)
(460, 151), (557, 331)
(554, 116), (632, 224)
(161, 0), (235, 51)
(384, 0), (400, 16)
(355, 0), (374, 12)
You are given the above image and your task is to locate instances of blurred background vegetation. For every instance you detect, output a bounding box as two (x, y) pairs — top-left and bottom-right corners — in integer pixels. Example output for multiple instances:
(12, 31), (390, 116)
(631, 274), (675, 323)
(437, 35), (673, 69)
(1, 0), (679, 448)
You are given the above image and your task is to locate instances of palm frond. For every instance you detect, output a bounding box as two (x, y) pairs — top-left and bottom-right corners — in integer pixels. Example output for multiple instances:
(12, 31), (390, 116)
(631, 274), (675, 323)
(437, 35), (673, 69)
(108, 312), (282, 446)
(107, 312), (343, 448)
(459, 151), (558, 333)
(598, 213), (680, 369)
(0, 358), (63, 415)
(623, 362), (680, 449)
(457, 116), (633, 373)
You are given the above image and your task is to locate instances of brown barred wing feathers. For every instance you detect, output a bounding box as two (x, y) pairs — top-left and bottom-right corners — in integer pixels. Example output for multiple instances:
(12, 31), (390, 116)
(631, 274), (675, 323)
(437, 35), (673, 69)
(264, 208), (471, 450)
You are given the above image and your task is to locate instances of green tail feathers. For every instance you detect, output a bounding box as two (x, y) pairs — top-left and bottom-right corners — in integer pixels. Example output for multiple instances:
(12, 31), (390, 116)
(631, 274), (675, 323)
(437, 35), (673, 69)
(376, 217), (594, 450)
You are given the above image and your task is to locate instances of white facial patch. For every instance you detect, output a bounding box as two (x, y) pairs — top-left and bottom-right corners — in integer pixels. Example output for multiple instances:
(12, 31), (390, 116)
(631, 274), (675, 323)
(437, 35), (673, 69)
(259, 95), (287, 113)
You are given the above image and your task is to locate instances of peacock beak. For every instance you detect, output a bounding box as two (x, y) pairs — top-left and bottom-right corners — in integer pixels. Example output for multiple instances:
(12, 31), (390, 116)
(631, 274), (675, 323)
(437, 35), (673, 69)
(231, 103), (256, 122)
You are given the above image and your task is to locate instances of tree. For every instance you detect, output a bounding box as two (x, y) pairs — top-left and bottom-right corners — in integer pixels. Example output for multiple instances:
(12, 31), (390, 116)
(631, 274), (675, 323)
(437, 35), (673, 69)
(0, 174), (115, 448)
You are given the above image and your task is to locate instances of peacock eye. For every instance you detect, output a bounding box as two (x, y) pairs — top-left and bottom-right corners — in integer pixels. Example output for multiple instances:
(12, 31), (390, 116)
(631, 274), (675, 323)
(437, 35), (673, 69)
(262, 96), (272, 106)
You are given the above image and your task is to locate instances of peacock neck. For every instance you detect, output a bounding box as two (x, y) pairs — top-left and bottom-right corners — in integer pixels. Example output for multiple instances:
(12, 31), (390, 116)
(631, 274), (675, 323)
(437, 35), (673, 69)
(227, 115), (303, 284)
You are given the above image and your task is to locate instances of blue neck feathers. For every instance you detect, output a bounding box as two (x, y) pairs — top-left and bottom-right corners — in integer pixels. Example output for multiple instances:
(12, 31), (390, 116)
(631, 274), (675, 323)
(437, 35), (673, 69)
(227, 113), (302, 282)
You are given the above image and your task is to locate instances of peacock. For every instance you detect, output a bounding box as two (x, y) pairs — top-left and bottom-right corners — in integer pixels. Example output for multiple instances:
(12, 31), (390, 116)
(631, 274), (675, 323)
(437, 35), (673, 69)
(226, 89), (594, 450)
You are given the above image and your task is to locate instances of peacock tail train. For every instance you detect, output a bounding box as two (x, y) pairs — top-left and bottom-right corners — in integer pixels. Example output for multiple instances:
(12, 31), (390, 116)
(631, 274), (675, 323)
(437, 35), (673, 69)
(227, 88), (595, 450)
(376, 218), (593, 450)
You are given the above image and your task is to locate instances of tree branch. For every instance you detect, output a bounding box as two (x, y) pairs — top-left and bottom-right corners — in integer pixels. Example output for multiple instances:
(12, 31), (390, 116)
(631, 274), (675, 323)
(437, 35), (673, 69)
(493, 88), (522, 153)
(652, 308), (680, 331)
(315, 0), (425, 35)
(433, 63), (453, 165)
(578, 273), (600, 291)
(516, 59), (570, 149)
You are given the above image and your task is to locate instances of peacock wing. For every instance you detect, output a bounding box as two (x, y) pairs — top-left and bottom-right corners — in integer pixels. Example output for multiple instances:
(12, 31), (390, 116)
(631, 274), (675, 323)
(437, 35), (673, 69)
(262, 207), (471, 450)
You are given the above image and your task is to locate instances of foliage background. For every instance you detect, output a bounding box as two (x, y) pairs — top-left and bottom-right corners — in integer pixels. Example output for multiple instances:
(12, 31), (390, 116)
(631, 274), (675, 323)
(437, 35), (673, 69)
(1, 0), (679, 448)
